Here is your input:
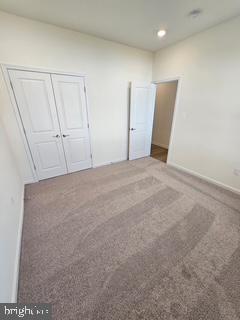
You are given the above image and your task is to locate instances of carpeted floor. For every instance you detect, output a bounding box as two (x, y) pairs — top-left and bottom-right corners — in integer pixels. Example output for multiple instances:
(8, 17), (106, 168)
(19, 157), (240, 320)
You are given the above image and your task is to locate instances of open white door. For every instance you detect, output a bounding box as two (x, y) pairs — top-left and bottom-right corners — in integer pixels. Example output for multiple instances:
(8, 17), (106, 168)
(129, 82), (156, 160)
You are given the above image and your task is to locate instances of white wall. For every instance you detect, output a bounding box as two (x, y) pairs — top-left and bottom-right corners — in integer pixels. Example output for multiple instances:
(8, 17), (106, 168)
(0, 119), (24, 302)
(152, 81), (177, 149)
(153, 16), (240, 192)
(0, 11), (153, 182)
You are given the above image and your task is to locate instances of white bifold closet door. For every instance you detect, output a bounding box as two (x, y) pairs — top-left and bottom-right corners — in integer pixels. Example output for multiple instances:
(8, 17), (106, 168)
(51, 74), (92, 173)
(9, 69), (92, 181)
(9, 70), (68, 180)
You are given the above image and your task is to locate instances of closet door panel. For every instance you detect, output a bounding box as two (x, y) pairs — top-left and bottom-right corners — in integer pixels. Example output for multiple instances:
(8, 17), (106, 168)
(60, 81), (84, 129)
(9, 69), (67, 180)
(51, 74), (92, 172)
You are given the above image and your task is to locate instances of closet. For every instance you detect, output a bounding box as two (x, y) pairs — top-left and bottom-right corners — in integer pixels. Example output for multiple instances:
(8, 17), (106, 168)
(9, 69), (92, 180)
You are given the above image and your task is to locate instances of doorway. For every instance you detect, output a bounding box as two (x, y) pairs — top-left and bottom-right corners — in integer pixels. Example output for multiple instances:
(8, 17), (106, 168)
(151, 80), (178, 163)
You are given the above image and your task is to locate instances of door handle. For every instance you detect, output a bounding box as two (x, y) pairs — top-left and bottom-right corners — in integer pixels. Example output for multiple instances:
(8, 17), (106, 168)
(63, 134), (70, 138)
(130, 128), (136, 131)
(53, 134), (60, 138)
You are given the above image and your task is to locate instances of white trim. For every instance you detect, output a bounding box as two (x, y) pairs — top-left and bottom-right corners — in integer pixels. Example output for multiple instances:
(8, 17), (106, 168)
(1, 63), (93, 183)
(152, 76), (181, 84)
(152, 141), (169, 149)
(93, 157), (127, 168)
(23, 178), (36, 185)
(11, 186), (25, 303)
(1, 65), (38, 183)
(2, 63), (87, 78)
(83, 76), (94, 168)
(168, 161), (240, 195)
(152, 76), (182, 166)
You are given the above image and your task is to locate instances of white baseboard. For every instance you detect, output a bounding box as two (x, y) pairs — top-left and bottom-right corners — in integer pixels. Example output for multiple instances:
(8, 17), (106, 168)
(24, 177), (36, 185)
(93, 157), (127, 168)
(152, 141), (169, 149)
(11, 187), (25, 303)
(168, 161), (240, 195)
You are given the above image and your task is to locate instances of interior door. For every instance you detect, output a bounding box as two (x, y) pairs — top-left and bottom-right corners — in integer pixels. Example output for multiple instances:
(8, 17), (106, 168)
(129, 82), (156, 160)
(9, 69), (67, 180)
(51, 74), (92, 172)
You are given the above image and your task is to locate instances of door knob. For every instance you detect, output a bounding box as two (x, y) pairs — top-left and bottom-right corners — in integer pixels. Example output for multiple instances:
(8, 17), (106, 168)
(53, 134), (60, 138)
(130, 128), (136, 131)
(63, 134), (70, 138)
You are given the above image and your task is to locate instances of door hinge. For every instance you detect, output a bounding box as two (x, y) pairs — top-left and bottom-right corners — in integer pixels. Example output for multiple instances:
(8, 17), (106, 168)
(90, 153), (93, 159)
(84, 86), (86, 93)
(87, 123), (89, 128)
(33, 164), (37, 171)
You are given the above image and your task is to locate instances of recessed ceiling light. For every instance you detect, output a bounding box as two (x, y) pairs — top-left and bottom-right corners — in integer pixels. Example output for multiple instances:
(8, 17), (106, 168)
(157, 29), (166, 38)
(188, 9), (202, 19)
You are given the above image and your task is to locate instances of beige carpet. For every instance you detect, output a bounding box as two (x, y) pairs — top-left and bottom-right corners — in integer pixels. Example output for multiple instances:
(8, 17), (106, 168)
(19, 157), (240, 320)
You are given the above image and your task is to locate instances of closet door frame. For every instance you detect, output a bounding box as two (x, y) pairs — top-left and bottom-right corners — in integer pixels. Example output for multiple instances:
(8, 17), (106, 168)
(1, 64), (93, 183)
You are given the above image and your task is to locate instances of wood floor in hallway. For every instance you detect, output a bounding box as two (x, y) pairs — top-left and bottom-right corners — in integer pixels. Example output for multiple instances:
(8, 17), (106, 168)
(151, 144), (168, 162)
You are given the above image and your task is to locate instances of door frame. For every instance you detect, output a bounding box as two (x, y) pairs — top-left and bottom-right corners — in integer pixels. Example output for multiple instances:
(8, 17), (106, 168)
(1, 64), (93, 183)
(152, 76), (182, 165)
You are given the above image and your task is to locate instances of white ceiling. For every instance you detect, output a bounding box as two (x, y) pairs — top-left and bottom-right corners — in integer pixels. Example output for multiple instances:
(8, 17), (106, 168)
(0, 0), (240, 51)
